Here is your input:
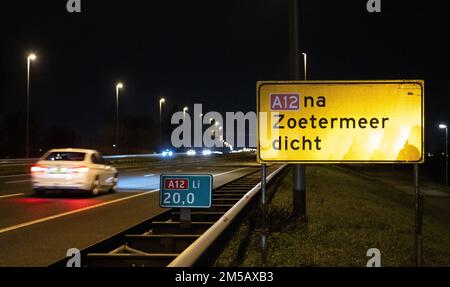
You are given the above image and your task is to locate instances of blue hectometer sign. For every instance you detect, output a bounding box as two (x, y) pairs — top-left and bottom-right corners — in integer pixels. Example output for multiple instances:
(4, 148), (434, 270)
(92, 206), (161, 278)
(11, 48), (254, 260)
(160, 174), (212, 208)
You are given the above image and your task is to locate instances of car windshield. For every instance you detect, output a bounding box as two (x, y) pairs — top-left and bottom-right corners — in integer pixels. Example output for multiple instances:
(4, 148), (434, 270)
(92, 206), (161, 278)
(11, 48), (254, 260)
(45, 152), (86, 161)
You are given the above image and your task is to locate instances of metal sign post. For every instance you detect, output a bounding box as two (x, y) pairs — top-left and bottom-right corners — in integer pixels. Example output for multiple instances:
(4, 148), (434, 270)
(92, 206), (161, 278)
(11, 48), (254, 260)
(414, 164), (423, 266)
(261, 164), (268, 265)
(293, 165), (306, 220)
(180, 208), (192, 229)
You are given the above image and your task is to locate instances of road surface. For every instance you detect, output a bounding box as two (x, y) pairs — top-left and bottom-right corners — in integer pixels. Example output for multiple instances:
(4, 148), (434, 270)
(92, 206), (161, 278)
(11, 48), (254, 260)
(0, 153), (259, 266)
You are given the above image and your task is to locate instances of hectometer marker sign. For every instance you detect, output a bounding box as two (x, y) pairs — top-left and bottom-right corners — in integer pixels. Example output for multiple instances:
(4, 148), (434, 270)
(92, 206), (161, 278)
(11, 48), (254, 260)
(160, 174), (212, 208)
(257, 80), (424, 163)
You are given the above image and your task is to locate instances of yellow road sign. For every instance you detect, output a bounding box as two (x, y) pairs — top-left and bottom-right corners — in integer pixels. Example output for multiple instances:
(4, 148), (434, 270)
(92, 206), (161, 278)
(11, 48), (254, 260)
(257, 80), (424, 164)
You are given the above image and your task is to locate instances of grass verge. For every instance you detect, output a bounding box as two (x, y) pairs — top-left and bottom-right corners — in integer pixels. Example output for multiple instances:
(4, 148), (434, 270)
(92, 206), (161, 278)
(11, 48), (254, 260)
(213, 165), (450, 267)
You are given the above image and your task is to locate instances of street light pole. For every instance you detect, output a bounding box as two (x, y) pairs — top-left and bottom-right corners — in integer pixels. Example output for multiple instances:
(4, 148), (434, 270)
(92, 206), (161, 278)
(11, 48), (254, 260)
(302, 52), (307, 80)
(26, 54), (36, 158)
(115, 83), (123, 149)
(439, 124), (448, 185)
(290, 0), (306, 221)
(159, 98), (165, 149)
(445, 126), (449, 186)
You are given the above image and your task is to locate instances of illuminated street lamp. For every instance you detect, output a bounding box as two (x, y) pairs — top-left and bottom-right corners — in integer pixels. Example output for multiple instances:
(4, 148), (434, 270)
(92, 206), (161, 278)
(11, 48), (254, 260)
(159, 98), (165, 123)
(301, 52), (307, 80)
(439, 123), (448, 185)
(26, 53), (36, 158)
(115, 82), (124, 148)
(183, 107), (188, 121)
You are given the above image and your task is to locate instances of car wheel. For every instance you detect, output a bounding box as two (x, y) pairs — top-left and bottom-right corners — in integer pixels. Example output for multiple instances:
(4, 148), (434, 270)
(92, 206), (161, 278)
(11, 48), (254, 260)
(91, 177), (100, 197)
(109, 174), (118, 193)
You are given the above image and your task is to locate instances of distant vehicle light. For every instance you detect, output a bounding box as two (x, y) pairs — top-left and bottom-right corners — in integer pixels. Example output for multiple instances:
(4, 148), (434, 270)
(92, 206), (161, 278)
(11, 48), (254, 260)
(162, 149), (174, 157)
(186, 149), (196, 156)
(202, 149), (212, 156)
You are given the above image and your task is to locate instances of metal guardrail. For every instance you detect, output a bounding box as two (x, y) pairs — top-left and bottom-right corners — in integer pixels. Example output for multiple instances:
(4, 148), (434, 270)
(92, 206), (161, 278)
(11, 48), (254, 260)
(0, 152), (249, 168)
(103, 154), (159, 159)
(168, 164), (288, 267)
(0, 158), (38, 163)
(0, 158), (38, 164)
(0, 159), (38, 168)
(0, 154), (155, 162)
(0, 154), (160, 167)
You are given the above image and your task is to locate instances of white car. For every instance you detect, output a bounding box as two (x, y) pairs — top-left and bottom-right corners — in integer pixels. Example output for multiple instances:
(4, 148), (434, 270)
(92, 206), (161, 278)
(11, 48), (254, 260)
(31, 148), (118, 196)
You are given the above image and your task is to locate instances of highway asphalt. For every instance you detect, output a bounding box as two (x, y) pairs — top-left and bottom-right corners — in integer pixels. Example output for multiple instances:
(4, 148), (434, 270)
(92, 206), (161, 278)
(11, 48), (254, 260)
(0, 153), (260, 266)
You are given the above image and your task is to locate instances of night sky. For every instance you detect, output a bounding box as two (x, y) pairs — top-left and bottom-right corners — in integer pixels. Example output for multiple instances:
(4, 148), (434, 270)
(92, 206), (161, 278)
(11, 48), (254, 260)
(0, 0), (449, 156)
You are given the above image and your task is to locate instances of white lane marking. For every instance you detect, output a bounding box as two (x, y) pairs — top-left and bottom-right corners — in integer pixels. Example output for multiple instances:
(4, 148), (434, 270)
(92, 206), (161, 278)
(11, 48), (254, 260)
(5, 179), (31, 184)
(213, 167), (249, 178)
(0, 174), (29, 179)
(125, 168), (147, 172)
(0, 193), (24, 199)
(0, 189), (159, 235)
(144, 174), (155, 177)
